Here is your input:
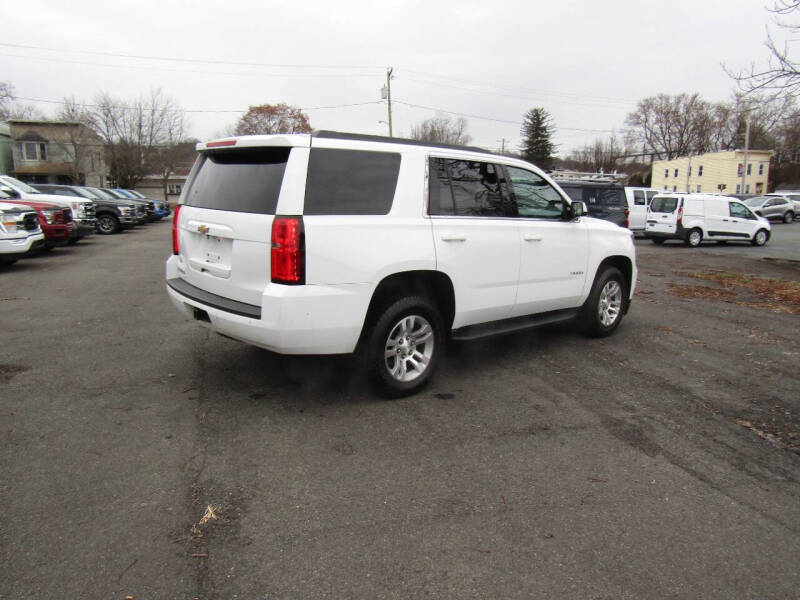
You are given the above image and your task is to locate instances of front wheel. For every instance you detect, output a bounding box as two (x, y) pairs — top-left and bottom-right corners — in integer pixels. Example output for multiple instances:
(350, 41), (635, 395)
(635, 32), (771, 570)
(580, 267), (626, 337)
(367, 296), (444, 398)
(784, 211), (795, 224)
(96, 214), (120, 235)
(751, 229), (769, 246)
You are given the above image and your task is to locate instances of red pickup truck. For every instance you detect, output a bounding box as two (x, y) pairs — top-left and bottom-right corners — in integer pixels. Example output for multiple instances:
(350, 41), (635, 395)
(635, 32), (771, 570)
(0, 199), (77, 249)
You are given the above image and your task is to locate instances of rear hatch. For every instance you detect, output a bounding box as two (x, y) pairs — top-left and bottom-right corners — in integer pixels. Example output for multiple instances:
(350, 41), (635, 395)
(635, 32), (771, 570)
(176, 145), (295, 306)
(646, 195), (681, 235)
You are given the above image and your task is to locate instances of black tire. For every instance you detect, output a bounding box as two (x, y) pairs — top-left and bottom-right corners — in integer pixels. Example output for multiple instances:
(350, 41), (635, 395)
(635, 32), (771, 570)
(751, 228), (769, 246)
(580, 266), (626, 338)
(684, 228), (703, 247)
(717, 241), (727, 245)
(67, 238), (79, 245)
(651, 238), (665, 245)
(784, 211), (795, 224)
(96, 214), (120, 235)
(366, 295), (444, 398)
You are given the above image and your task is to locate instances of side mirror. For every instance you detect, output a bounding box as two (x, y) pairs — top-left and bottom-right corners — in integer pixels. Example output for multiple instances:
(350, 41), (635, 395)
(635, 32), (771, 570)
(570, 201), (588, 218)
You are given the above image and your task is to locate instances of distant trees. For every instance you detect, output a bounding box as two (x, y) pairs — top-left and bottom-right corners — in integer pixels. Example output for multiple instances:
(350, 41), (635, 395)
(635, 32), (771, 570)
(409, 115), (471, 145)
(520, 108), (555, 170)
(566, 135), (626, 173)
(92, 89), (189, 188)
(0, 80), (45, 120)
(234, 103), (312, 135)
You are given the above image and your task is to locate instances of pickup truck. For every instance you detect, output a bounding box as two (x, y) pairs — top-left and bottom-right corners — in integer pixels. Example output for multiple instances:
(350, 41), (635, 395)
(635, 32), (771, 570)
(0, 175), (96, 242)
(0, 197), (75, 249)
(0, 196), (46, 263)
(33, 184), (139, 234)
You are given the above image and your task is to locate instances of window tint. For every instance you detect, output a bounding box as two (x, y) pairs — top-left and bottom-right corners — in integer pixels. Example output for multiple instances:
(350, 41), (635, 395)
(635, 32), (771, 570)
(559, 185), (583, 203)
(730, 202), (754, 219)
(304, 148), (400, 215)
(506, 166), (564, 219)
(650, 197), (679, 213)
(185, 148), (289, 214)
(428, 158), (508, 217)
(634, 190), (646, 206)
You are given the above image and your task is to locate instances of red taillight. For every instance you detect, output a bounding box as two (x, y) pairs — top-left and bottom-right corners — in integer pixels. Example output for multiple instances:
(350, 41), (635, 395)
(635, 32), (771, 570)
(624, 208), (630, 229)
(172, 205), (182, 255)
(206, 139), (237, 148)
(676, 205), (683, 227)
(271, 216), (305, 285)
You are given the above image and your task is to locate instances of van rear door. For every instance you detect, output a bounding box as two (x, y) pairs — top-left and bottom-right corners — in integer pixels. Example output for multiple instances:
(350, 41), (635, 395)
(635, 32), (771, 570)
(646, 195), (681, 235)
(175, 143), (303, 306)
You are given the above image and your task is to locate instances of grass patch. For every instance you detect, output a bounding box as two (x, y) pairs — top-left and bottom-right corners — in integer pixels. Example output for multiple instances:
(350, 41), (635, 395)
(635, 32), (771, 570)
(669, 271), (800, 314)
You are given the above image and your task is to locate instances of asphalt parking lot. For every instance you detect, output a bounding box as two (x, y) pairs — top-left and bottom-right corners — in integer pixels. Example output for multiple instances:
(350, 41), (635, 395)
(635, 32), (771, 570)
(1, 220), (799, 599)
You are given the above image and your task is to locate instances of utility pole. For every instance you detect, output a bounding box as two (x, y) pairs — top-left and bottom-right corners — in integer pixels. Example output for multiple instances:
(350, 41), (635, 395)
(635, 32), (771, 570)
(497, 138), (507, 154)
(741, 112), (751, 195)
(386, 67), (394, 138)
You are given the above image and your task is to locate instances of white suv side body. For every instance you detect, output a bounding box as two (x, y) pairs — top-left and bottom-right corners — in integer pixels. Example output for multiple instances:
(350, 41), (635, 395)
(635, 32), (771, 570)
(166, 132), (637, 395)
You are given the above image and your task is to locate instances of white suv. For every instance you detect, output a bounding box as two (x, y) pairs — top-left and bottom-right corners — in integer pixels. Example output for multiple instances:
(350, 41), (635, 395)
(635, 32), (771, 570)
(166, 132), (637, 396)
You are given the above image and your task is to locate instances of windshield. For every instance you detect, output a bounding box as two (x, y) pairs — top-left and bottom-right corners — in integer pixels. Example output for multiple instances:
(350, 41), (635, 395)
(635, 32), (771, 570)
(0, 175), (40, 194)
(650, 196), (679, 213)
(744, 198), (766, 207)
(73, 187), (100, 200)
(85, 187), (115, 200)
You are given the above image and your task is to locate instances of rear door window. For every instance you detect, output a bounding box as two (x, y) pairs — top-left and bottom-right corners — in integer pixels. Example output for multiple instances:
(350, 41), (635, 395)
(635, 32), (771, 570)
(185, 148), (290, 214)
(650, 197), (679, 213)
(428, 158), (510, 217)
(633, 190), (646, 206)
(304, 148), (400, 215)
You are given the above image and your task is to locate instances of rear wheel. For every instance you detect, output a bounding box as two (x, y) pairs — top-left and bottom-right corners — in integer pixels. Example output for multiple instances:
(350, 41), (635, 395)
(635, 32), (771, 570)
(580, 266), (626, 337)
(784, 211), (795, 224)
(367, 296), (444, 398)
(751, 229), (769, 246)
(96, 214), (120, 235)
(685, 228), (703, 247)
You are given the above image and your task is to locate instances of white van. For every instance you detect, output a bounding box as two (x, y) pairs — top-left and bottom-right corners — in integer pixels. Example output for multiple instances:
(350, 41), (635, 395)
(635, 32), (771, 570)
(624, 187), (660, 233)
(645, 193), (771, 247)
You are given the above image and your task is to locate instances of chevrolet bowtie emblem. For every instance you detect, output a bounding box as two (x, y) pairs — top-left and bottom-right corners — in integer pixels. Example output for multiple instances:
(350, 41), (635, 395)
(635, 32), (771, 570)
(197, 224), (209, 234)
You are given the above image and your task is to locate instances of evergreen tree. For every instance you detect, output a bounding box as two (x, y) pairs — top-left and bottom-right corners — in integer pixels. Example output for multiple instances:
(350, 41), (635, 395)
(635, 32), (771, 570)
(520, 108), (556, 170)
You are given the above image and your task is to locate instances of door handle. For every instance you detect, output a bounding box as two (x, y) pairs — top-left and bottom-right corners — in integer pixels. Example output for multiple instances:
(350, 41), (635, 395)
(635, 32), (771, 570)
(441, 233), (467, 242)
(523, 233), (543, 242)
(723, 218), (729, 221)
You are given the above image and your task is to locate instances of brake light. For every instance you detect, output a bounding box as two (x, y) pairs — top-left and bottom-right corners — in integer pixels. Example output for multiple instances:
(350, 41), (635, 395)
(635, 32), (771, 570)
(676, 205), (683, 228)
(624, 208), (630, 228)
(172, 205), (182, 255)
(206, 139), (237, 148)
(271, 216), (305, 285)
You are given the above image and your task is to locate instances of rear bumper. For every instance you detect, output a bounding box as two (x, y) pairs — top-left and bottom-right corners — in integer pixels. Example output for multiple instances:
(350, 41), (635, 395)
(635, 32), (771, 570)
(165, 258), (370, 355)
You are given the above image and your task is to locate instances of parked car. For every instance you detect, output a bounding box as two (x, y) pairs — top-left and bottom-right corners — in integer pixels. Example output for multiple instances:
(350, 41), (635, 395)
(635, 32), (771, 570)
(84, 187), (148, 225)
(624, 187), (660, 233)
(0, 195), (45, 264)
(767, 192), (800, 218)
(167, 131), (637, 396)
(645, 193), (771, 247)
(32, 184), (139, 234)
(557, 181), (628, 227)
(0, 197), (77, 249)
(744, 195), (796, 223)
(103, 188), (156, 221)
(113, 189), (169, 219)
(0, 175), (96, 242)
(127, 189), (171, 216)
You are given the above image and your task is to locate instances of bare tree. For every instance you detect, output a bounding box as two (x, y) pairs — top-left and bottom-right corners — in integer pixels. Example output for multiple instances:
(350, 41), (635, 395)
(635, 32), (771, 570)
(44, 96), (104, 185)
(0, 81), (45, 120)
(409, 115), (471, 145)
(92, 89), (188, 188)
(233, 103), (312, 136)
(567, 135), (626, 172)
(728, 1), (800, 97)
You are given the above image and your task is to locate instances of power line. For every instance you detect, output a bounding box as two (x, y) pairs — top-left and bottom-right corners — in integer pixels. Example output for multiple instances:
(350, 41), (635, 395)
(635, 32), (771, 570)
(393, 99), (615, 133)
(14, 95), (382, 114)
(0, 42), (384, 70)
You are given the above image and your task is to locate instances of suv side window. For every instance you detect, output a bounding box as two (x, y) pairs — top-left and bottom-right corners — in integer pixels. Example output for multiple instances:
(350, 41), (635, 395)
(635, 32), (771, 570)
(428, 158), (509, 217)
(505, 166), (564, 219)
(730, 202), (755, 220)
(633, 190), (646, 206)
(304, 148), (401, 215)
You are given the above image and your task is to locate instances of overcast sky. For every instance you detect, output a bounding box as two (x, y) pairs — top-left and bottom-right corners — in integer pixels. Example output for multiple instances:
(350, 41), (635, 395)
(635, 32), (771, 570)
(0, 0), (788, 154)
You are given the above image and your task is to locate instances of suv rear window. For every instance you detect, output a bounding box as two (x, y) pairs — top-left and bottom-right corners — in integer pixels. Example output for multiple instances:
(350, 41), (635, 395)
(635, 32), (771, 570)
(650, 197), (679, 213)
(185, 148), (290, 214)
(304, 148), (400, 215)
